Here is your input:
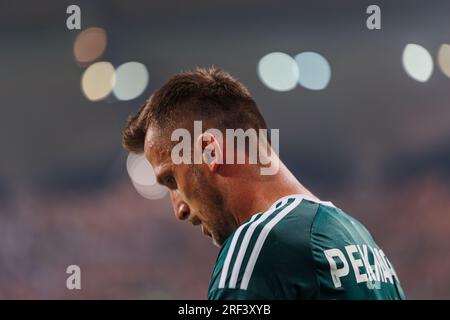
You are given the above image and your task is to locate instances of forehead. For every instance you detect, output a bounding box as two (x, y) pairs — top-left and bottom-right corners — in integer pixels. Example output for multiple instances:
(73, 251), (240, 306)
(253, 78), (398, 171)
(144, 127), (173, 169)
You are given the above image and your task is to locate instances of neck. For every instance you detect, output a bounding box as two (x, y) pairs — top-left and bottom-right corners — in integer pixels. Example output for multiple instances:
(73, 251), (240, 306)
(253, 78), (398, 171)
(231, 159), (318, 226)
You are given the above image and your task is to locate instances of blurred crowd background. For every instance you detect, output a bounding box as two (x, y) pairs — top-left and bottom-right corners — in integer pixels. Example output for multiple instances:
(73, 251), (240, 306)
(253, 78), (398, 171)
(1, 0), (450, 299)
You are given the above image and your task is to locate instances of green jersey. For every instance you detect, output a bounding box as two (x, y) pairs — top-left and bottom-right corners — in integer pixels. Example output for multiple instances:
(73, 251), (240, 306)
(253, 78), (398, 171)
(208, 194), (405, 300)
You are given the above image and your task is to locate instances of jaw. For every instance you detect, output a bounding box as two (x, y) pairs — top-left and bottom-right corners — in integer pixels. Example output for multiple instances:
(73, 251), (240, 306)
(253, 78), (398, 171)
(207, 222), (236, 248)
(212, 238), (221, 248)
(201, 224), (212, 237)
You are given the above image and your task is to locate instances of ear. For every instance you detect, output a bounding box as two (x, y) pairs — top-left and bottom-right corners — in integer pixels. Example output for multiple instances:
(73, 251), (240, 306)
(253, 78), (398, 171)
(196, 131), (223, 172)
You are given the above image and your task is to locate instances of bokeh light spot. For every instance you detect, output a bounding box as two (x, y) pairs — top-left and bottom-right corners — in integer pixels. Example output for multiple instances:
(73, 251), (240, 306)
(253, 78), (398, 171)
(73, 27), (107, 64)
(257, 52), (299, 91)
(126, 153), (167, 200)
(113, 62), (149, 101)
(295, 52), (331, 90)
(81, 61), (115, 101)
(402, 44), (433, 82)
(437, 44), (450, 78)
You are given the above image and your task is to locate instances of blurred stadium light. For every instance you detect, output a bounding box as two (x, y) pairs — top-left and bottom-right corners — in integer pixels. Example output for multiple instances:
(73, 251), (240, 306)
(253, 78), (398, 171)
(73, 27), (107, 65)
(294, 51), (331, 90)
(437, 44), (450, 78)
(127, 153), (167, 200)
(402, 44), (434, 82)
(81, 61), (115, 101)
(257, 52), (299, 91)
(113, 62), (149, 101)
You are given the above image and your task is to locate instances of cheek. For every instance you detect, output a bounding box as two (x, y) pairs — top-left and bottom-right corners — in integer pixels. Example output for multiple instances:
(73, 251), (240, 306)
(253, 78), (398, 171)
(179, 166), (202, 199)
(180, 166), (218, 219)
(178, 174), (195, 200)
(175, 169), (202, 210)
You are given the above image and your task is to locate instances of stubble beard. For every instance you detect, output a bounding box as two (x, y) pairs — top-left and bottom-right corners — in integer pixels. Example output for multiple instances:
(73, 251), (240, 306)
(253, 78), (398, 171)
(192, 166), (237, 247)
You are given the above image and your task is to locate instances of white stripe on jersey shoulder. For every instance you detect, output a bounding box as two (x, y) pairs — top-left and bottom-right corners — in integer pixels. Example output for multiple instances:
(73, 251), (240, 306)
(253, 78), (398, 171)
(227, 198), (294, 289)
(240, 196), (304, 290)
(218, 213), (260, 289)
(219, 193), (334, 290)
(277, 193), (336, 208)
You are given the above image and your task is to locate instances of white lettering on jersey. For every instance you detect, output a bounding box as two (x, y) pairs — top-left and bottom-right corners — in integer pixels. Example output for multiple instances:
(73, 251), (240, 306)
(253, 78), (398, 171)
(324, 245), (399, 288)
(357, 244), (375, 282)
(324, 248), (349, 288)
(345, 245), (368, 284)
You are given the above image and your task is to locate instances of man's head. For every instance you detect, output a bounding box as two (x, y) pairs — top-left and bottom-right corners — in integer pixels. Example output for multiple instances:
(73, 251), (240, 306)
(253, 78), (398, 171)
(122, 67), (268, 247)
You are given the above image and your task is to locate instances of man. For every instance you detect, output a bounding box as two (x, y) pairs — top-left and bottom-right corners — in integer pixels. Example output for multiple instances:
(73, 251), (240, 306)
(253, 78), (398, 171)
(122, 67), (405, 300)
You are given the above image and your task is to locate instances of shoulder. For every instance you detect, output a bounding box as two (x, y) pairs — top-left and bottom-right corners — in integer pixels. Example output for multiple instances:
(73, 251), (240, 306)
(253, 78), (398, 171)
(208, 195), (323, 299)
(309, 199), (369, 239)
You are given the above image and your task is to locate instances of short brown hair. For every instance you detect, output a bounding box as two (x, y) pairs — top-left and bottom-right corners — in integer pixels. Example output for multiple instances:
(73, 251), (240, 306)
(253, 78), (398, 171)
(122, 67), (267, 153)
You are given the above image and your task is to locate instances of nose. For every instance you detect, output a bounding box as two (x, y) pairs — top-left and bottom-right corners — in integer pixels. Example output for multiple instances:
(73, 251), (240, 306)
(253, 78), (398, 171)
(176, 202), (190, 220)
(170, 191), (190, 221)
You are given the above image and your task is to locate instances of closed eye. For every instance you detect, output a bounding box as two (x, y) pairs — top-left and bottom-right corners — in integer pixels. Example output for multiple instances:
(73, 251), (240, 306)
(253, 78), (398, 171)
(157, 172), (177, 190)
(164, 175), (177, 190)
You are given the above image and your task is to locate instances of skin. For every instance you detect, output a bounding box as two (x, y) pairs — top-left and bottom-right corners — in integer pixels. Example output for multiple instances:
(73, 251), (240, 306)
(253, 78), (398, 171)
(144, 117), (319, 247)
